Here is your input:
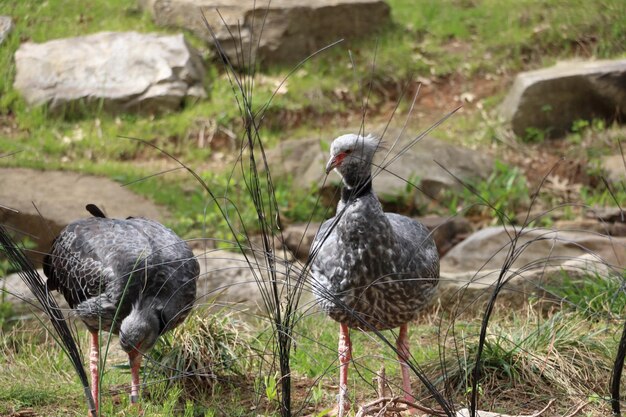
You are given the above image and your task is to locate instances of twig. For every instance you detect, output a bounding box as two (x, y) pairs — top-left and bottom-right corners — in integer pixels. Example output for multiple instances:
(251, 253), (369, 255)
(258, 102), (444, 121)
(375, 366), (388, 399)
(525, 398), (556, 417)
(563, 401), (589, 417)
(354, 396), (448, 417)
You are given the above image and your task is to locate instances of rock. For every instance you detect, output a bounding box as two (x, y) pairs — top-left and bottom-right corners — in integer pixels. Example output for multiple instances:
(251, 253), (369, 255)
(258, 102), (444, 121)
(417, 215), (472, 256)
(0, 168), (167, 264)
(282, 222), (320, 260)
(441, 226), (626, 273)
(194, 248), (312, 314)
(438, 253), (615, 310)
(554, 217), (626, 237)
(553, 218), (611, 234)
(0, 16), (12, 45)
(500, 59), (626, 138)
(14, 31), (205, 114)
(266, 129), (493, 207)
(585, 206), (625, 223)
(140, 0), (391, 66)
(437, 226), (626, 309)
(265, 136), (328, 189)
(602, 154), (626, 183)
(1, 270), (70, 315)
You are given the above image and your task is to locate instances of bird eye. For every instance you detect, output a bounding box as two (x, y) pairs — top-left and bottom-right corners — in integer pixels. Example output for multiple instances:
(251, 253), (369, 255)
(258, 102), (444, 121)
(344, 150), (352, 155)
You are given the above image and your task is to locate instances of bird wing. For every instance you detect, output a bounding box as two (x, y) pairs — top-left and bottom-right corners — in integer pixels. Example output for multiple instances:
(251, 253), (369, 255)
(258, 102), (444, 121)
(125, 218), (199, 332)
(44, 217), (153, 309)
(385, 213), (439, 278)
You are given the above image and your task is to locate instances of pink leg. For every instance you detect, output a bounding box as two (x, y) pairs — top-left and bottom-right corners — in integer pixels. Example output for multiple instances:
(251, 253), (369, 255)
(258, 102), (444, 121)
(128, 350), (142, 404)
(89, 331), (99, 417)
(397, 324), (416, 405)
(338, 323), (352, 417)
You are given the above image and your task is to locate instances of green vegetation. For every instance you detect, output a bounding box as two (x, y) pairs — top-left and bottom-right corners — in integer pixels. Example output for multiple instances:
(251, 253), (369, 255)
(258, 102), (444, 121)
(440, 159), (530, 223)
(428, 309), (614, 413)
(546, 270), (626, 318)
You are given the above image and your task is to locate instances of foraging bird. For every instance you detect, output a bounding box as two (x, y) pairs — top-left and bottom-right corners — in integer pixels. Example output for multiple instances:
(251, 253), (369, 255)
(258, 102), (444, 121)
(310, 134), (439, 415)
(43, 204), (199, 415)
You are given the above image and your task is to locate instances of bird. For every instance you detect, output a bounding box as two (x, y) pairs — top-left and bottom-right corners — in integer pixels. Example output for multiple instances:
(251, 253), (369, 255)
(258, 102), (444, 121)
(43, 204), (199, 415)
(309, 134), (439, 416)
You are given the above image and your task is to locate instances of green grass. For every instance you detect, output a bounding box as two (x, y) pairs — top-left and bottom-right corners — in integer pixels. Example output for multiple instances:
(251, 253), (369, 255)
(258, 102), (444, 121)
(546, 270), (626, 318)
(439, 159), (531, 222)
(1, 305), (620, 416)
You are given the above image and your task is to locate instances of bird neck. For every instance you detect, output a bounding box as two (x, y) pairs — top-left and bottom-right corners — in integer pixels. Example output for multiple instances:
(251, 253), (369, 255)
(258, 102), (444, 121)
(341, 176), (373, 203)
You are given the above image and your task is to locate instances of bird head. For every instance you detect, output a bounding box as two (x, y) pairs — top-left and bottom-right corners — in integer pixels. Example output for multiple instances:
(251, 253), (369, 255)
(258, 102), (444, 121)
(119, 303), (161, 356)
(326, 134), (381, 188)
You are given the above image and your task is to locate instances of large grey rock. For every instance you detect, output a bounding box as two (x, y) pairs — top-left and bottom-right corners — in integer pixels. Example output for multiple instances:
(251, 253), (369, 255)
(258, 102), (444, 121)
(438, 253), (615, 310)
(195, 248), (312, 314)
(1, 269), (70, 317)
(14, 31), (205, 114)
(441, 226), (626, 273)
(0, 16), (12, 45)
(501, 59), (626, 138)
(438, 226), (626, 309)
(266, 130), (493, 206)
(0, 168), (167, 263)
(140, 0), (391, 66)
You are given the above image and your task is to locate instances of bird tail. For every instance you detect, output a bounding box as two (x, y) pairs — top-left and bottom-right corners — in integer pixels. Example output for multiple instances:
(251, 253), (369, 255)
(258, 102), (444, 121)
(0, 225), (97, 415)
(86, 203), (107, 218)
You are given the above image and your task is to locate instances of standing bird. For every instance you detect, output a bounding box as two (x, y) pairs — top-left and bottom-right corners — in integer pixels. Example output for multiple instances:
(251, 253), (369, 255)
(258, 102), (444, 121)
(43, 204), (199, 415)
(310, 134), (439, 415)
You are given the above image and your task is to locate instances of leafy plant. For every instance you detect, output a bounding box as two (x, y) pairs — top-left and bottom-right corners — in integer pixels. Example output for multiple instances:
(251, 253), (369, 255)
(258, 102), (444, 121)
(264, 372), (279, 404)
(442, 159), (530, 223)
(580, 183), (626, 207)
(522, 126), (551, 143)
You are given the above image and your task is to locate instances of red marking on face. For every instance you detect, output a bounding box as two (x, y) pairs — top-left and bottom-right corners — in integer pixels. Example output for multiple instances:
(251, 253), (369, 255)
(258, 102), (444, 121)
(335, 152), (348, 167)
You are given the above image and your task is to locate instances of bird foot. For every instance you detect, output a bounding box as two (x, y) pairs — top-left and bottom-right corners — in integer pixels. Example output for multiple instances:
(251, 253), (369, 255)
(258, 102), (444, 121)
(336, 393), (351, 417)
(129, 398), (144, 416)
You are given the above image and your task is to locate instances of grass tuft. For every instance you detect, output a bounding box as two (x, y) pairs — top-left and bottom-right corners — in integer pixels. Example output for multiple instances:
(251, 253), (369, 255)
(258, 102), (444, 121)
(146, 308), (255, 395)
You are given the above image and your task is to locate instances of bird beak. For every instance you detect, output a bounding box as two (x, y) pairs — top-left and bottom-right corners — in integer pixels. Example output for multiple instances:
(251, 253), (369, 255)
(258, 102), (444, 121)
(325, 154), (345, 174)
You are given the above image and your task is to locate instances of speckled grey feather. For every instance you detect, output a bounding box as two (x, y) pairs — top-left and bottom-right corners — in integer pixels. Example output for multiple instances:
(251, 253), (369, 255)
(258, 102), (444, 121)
(44, 215), (198, 351)
(310, 134), (439, 330)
